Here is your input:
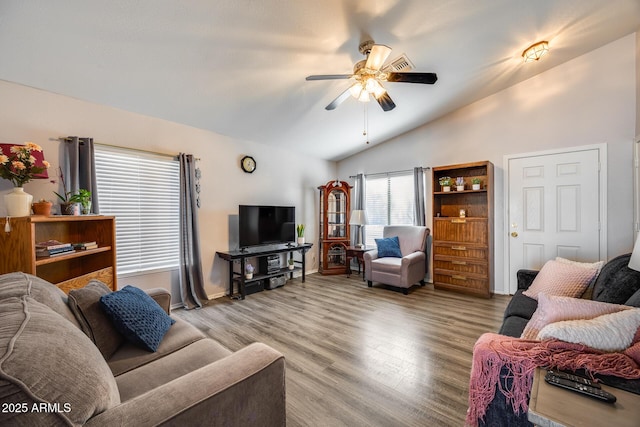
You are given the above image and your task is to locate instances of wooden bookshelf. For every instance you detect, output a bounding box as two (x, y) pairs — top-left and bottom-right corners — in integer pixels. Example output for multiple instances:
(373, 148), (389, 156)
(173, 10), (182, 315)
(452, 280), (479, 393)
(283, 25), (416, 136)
(0, 215), (117, 292)
(432, 161), (494, 298)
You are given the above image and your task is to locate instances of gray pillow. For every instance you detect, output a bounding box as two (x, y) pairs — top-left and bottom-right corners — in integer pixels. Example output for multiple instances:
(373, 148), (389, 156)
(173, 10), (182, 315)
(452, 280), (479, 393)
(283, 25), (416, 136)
(592, 254), (640, 304)
(0, 297), (120, 425)
(68, 280), (124, 359)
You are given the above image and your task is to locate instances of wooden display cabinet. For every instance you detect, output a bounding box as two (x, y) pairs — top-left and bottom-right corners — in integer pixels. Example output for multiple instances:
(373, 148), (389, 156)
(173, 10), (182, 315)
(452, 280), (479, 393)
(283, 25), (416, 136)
(432, 161), (493, 298)
(0, 215), (117, 293)
(318, 180), (352, 275)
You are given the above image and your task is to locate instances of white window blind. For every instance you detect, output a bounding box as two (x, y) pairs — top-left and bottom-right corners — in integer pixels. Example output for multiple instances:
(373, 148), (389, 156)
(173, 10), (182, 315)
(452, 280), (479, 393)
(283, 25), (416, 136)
(365, 173), (415, 247)
(94, 145), (180, 275)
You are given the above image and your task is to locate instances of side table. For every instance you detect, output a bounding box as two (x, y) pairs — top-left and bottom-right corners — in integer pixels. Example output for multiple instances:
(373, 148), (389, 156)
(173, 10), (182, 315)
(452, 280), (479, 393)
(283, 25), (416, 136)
(528, 368), (640, 427)
(346, 246), (374, 280)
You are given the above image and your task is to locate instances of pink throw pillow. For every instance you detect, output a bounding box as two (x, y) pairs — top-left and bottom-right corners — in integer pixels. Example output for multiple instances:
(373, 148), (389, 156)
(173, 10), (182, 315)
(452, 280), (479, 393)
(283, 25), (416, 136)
(521, 293), (630, 340)
(522, 260), (598, 300)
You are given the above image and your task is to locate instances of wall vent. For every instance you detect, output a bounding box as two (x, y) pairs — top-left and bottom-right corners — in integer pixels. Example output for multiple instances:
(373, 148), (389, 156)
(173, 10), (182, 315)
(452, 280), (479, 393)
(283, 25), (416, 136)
(383, 54), (415, 72)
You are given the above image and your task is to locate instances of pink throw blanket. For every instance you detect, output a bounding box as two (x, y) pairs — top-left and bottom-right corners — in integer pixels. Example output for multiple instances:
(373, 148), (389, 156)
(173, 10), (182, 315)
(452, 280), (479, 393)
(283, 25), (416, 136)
(466, 333), (640, 427)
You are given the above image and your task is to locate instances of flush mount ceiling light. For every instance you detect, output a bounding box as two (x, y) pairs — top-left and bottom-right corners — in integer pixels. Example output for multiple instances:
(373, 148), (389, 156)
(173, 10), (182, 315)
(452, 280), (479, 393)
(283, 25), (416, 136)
(522, 41), (549, 62)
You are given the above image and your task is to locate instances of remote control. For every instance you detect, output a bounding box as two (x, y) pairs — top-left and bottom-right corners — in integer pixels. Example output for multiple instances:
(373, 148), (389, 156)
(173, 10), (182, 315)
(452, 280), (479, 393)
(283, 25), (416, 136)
(544, 373), (616, 403)
(546, 370), (600, 388)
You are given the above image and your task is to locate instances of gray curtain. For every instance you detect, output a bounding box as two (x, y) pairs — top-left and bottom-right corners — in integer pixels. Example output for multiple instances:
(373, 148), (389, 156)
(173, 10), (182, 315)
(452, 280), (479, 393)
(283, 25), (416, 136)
(178, 153), (208, 309)
(353, 173), (365, 246)
(413, 167), (430, 274)
(413, 167), (425, 226)
(64, 136), (99, 213)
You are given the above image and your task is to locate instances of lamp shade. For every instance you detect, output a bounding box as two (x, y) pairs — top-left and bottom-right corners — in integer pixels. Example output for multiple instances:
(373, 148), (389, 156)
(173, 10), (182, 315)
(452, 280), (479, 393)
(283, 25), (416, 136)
(0, 143), (49, 179)
(628, 234), (640, 272)
(350, 210), (368, 226)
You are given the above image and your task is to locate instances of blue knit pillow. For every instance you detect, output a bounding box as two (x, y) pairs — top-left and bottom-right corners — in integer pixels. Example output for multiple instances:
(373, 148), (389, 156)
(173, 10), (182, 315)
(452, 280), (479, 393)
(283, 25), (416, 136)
(100, 286), (175, 352)
(375, 236), (402, 258)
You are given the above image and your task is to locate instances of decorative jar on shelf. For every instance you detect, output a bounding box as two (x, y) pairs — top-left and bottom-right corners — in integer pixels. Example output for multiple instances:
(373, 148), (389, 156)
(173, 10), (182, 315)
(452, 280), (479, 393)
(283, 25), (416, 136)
(4, 187), (33, 217)
(32, 200), (53, 216)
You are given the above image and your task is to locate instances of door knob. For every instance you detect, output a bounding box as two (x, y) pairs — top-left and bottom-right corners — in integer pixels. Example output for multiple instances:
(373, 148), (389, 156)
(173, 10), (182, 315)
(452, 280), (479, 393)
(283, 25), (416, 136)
(511, 231), (518, 238)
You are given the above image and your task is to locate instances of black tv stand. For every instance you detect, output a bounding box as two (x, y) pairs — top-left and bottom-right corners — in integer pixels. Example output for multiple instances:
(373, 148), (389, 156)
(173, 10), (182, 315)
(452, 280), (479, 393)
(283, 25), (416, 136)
(216, 243), (313, 300)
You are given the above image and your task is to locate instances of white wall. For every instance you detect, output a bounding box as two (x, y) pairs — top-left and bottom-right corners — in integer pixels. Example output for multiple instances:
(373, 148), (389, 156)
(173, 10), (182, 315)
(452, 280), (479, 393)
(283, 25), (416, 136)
(338, 33), (638, 295)
(0, 80), (336, 301)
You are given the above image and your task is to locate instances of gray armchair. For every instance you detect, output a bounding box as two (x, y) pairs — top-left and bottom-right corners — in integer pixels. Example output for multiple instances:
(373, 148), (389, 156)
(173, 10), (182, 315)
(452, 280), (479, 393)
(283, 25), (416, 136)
(364, 225), (430, 294)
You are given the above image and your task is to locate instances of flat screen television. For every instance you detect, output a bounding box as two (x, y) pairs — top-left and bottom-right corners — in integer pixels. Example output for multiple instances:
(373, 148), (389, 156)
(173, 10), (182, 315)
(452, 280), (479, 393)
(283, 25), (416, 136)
(239, 205), (296, 248)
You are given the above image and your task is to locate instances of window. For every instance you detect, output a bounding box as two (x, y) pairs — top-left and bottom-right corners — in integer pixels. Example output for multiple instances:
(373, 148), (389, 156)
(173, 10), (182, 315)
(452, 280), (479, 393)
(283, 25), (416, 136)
(364, 173), (415, 247)
(95, 145), (180, 275)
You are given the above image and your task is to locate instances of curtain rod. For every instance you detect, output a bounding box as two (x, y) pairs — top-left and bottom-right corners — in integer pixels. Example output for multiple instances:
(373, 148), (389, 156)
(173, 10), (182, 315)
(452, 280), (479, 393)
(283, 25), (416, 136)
(58, 138), (200, 160)
(349, 166), (430, 179)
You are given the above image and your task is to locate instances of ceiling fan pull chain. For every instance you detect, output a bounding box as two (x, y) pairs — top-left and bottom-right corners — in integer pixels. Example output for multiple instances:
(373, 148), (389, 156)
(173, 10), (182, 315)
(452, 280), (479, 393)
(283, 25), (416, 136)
(364, 103), (370, 144)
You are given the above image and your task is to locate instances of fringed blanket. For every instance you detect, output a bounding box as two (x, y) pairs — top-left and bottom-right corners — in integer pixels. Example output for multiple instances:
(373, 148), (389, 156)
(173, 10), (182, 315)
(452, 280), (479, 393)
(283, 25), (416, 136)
(466, 333), (640, 427)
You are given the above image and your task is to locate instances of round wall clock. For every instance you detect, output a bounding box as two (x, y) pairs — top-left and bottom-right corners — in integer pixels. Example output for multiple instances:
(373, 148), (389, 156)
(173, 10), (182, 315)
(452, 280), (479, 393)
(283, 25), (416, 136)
(241, 155), (256, 173)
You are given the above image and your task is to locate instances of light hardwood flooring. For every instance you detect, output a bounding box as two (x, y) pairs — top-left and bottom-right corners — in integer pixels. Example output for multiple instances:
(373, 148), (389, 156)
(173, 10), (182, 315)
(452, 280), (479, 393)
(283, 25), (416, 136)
(173, 273), (511, 427)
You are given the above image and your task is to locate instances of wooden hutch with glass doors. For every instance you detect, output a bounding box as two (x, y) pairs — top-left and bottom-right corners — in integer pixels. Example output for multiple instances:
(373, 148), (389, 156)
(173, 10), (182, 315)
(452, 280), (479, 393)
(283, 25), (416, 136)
(318, 180), (352, 275)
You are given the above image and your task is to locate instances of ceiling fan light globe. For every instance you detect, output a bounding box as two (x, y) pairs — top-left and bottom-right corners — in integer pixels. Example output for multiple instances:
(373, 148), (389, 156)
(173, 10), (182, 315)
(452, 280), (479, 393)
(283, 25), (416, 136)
(349, 83), (363, 99)
(358, 90), (370, 102)
(365, 77), (382, 93)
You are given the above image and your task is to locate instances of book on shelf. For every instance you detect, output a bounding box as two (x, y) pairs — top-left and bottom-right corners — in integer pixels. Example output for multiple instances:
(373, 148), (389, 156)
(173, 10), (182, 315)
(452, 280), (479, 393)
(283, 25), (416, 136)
(73, 242), (99, 250)
(36, 246), (75, 257)
(35, 240), (72, 250)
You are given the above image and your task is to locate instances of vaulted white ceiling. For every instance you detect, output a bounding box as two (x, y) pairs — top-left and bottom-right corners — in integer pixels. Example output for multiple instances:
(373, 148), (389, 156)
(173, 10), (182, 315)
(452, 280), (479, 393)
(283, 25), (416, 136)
(1, 1), (639, 161)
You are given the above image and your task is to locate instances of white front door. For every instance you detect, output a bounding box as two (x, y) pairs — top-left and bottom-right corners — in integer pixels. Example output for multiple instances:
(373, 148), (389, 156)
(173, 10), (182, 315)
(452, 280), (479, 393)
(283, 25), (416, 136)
(506, 146), (605, 293)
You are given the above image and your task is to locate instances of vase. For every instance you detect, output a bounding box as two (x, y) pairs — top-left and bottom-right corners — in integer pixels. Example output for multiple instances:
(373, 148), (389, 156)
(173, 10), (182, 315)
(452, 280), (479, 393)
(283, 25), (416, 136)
(288, 264), (295, 270)
(297, 237), (305, 245)
(81, 201), (92, 215)
(457, 185), (464, 191)
(32, 201), (53, 216)
(472, 184), (481, 190)
(245, 273), (253, 280)
(60, 202), (80, 216)
(442, 186), (451, 192)
(4, 187), (33, 217)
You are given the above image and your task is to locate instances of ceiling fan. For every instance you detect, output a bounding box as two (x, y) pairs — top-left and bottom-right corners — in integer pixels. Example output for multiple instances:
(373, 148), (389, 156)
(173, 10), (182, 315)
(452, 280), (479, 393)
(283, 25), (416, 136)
(306, 40), (437, 112)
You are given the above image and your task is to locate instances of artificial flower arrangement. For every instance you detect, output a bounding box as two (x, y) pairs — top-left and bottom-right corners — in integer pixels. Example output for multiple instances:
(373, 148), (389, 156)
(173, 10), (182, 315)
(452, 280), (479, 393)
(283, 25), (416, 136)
(0, 142), (50, 187)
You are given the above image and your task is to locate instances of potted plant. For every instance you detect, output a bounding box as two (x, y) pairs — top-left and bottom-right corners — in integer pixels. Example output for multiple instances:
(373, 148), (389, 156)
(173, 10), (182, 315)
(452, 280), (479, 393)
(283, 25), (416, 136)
(438, 176), (452, 192)
(75, 189), (92, 214)
(245, 263), (254, 280)
(472, 177), (482, 190)
(296, 224), (305, 245)
(32, 199), (53, 216)
(455, 177), (465, 191)
(54, 167), (79, 215)
(288, 258), (295, 270)
(0, 142), (50, 217)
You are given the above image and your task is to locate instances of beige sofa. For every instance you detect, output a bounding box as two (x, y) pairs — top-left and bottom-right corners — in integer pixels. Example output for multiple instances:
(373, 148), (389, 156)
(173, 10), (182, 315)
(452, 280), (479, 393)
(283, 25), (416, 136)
(0, 272), (285, 426)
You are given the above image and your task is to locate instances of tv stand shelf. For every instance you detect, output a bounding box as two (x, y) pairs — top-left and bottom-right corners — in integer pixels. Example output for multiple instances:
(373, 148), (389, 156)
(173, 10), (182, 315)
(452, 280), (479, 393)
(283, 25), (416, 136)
(216, 243), (312, 300)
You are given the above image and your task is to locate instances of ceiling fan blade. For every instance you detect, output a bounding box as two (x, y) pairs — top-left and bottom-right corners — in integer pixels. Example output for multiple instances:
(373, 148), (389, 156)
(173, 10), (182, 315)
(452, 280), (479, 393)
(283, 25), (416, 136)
(306, 74), (352, 81)
(376, 92), (396, 112)
(325, 87), (352, 110)
(386, 72), (438, 84)
(365, 44), (392, 71)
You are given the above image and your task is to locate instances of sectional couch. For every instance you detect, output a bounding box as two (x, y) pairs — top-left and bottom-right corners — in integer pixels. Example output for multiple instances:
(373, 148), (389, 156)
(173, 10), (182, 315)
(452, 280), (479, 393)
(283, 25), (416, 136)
(0, 272), (286, 426)
(480, 253), (640, 426)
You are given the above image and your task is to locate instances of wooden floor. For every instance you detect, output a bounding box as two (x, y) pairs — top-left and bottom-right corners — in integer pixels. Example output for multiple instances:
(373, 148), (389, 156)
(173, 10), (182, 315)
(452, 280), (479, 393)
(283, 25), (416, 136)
(173, 273), (511, 427)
